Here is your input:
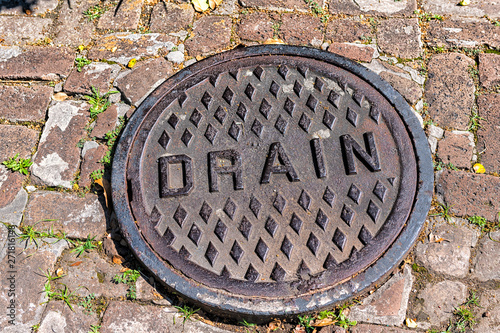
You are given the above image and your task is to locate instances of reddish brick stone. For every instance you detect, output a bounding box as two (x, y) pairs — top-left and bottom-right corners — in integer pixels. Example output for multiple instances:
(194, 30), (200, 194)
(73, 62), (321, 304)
(185, 16), (232, 56)
(0, 240), (67, 330)
(437, 131), (474, 169)
(0, 85), (52, 122)
(472, 231), (500, 282)
(239, 0), (323, 11)
(350, 324), (415, 333)
(436, 170), (500, 221)
(379, 71), (422, 105)
(24, 191), (106, 239)
(31, 101), (89, 188)
(415, 217), (479, 278)
(326, 19), (373, 43)
(38, 301), (99, 333)
(423, 0), (500, 19)
(279, 13), (323, 46)
(53, 0), (98, 47)
(417, 280), (467, 326)
(97, 0), (144, 30)
(479, 53), (500, 89)
(0, 125), (39, 161)
(114, 57), (173, 106)
(377, 18), (422, 59)
(0, 165), (24, 209)
(329, 0), (416, 16)
(426, 19), (500, 49)
(0, 16), (51, 45)
(0, 46), (74, 81)
(80, 144), (108, 188)
(328, 43), (374, 62)
(350, 266), (413, 326)
(0, 0), (58, 15)
(88, 33), (177, 65)
(64, 62), (121, 95)
(150, 2), (194, 33)
(91, 104), (119, 138)
(237, 12), (274, 42)
(425, 53), (475, 130)
(477, 94), (500, 173)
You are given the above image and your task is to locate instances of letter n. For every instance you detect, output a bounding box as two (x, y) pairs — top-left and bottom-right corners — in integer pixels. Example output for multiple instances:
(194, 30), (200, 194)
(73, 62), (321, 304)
(340, 132), (381, 175)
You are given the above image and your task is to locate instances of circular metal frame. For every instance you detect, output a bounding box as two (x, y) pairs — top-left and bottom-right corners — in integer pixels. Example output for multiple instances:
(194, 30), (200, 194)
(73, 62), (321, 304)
(112, 45), (433, 318)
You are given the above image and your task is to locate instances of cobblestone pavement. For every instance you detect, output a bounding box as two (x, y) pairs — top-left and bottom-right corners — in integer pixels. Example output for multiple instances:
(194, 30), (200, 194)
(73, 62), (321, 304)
(0, 0), (499, 332)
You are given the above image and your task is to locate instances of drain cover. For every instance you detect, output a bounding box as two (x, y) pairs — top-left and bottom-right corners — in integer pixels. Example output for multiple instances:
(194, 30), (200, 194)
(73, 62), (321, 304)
(112, 45), (432, 317)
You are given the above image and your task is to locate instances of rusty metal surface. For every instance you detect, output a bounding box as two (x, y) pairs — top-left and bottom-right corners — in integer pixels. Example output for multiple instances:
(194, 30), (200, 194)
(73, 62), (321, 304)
(112, 45), (433, 317)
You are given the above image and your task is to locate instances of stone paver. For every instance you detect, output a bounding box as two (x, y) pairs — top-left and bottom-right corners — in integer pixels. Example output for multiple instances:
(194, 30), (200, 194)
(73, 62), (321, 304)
(379, 71), (422, 105)
(437, 131), (475, 169)
(0, 125), (39, 161)
(0, 239), (67, 330)
(377, 18), (422, 59)
(349, 265), (413, 326)
(0, 0), (58, 15)
(479, 53), (500, 89)
(472, 231), (500, 282)
(0, 85), (52, 122)
(436, 170), (500, 222)
(55, 251), (128, 298)
(64, 62), (121, 95)
(328, 43), (374, 62)
(426, 19), (500, 49)
(238, 12), (275, 42)
(100, 301), (230, 333)
(423, 0), (500, 19)
(53, 0), (99, 47)
(90, 104), (120, 138)
(350, 324), (415, 333)
(239, 0), (322, 11)
(88, 33), (177, 65)
(185, 16), (232, 56)
(98, 0), (144, 31)
(416, 217), (479, 278)
(31, 101), (89, 189)
(0, 46), (75, 81)
(150, 2), (194, 33)
(329, 0), (416, 16)
(114, 57), (173, 106)
(0, 187), (27, 226)
(417, 280), (468, 326)
(279, 13), (323, 47)
(425, 53), (475, 130)
(477, 94), (500, 173)
(38, 301), (99, 333)
(0, 165), (24, 209)
(0, 16), (51, 45)
(475, 289), (500, 332)
(80, 143), (108, 188)
(326, 19), (373, 43)
(24, 191), (106, 239)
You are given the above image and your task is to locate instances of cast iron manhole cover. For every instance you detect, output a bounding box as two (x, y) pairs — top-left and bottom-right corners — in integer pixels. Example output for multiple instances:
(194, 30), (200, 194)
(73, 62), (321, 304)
(112, 45), (433, 317)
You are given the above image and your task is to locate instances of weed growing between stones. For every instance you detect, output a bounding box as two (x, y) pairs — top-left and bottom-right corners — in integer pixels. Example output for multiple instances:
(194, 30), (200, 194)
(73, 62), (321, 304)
(431, 203), (453, 223)
(303, 0), (330, 24)
(468, 110), (485, 132)
(78, 293), (96, 315)
(295, 304), (357, 332)
(174, 304), (200, 324)
(75, 57), (92, 72)
(71, 235), (97, 257)
(112, 269), (141, 299)
(83, 5), (105, 22)
(88, 324), (101, 333)
(2, 153), (32, 175)
(84, 86), (119, 118)
(17, 221), (69, 248)
(414, 9), (443, 22)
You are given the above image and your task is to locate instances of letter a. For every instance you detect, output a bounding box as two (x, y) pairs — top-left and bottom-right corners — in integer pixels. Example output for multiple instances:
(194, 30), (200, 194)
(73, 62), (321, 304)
(261, 142), (300, 183)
